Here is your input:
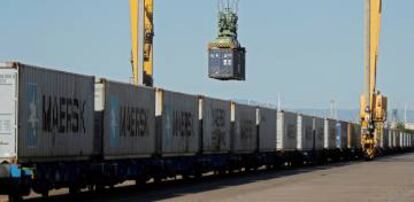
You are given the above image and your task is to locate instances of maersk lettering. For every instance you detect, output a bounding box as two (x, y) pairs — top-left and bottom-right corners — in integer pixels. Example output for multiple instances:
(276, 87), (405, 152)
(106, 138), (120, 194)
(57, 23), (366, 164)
(42, 95), (86, 133)
(120, 106), (149, 137)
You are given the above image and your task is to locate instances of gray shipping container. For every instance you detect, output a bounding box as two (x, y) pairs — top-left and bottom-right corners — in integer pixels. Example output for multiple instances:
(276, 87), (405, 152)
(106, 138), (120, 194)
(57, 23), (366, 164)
(381, 128), (389, 149)
(351, 124), (362, 149)
(388, 129), (394, 148)
(199, 96), (231, 154)
(276, 111), (297, 151)
(324, 118), (336, 149)
(297, 114), (314, 151)
(0, 62), (95, 163)
(394, 131), (400, 148)
(336, 121), (348, 149)
(95, 79), (156, 160)
(231, 102), (257, 153)
(313, 117), (325, 150)
(257, 107), (277, 152)
(156, 89), (199, 156)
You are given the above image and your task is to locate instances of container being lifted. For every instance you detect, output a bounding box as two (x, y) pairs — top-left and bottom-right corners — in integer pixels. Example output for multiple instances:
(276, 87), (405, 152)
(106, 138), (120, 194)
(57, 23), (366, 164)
(208, 0), (246, 81)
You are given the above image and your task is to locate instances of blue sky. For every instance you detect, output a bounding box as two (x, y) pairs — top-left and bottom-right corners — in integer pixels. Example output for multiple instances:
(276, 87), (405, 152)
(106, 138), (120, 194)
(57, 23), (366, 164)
(1, 0), (413, 109)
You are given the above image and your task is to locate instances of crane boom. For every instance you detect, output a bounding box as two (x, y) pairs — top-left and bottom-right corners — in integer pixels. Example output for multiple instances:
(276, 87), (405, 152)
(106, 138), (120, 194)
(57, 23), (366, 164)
(360, 0), (387, 160)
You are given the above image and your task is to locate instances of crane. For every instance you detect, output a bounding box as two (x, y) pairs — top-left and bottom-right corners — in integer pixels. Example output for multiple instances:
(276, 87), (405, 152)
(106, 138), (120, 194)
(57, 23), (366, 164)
(130, 0), (154, 87)
(360, 0), (387, 160)
(129, 0), (245, 85)
(128, 0), (387, 161)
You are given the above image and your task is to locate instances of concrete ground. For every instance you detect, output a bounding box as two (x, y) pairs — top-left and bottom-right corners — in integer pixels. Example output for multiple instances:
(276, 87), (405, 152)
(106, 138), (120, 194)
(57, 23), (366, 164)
(1, 153), (414, 202)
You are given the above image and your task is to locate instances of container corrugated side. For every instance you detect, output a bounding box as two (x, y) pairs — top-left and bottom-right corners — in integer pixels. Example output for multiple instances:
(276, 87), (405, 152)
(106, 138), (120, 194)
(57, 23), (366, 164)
(353, 124), (362, 149)
(231, 102), (257, 153)
(395, 131), (401, 148)
(313, 117), (325, 150)
(388, 129), (394, 148)
(13, 63), (95, 162)
(276, 111), (297, 151)
(257, 107), (277, 152)
(324, 118), (336, 149)
(96, 79), (156, 160)
(346, 123), (353, 149)
(199, 96), (231, 154)
(382, 128), (389, 149)
(335, 121), (348, 149)
(156, 89), (199, 156)
(297, 114), (313, 151)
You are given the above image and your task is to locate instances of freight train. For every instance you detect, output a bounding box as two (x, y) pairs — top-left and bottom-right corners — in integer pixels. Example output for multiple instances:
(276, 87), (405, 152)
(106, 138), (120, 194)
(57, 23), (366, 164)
(0, 62), (413, 200)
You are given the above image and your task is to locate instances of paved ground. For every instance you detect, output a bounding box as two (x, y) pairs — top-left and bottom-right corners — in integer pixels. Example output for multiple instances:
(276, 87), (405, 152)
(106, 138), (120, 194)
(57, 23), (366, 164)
(2, 153), (414, 202)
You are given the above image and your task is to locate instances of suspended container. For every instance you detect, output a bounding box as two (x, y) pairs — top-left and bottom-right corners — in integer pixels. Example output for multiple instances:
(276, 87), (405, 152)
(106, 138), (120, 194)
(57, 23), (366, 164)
(208, 1), (245, 81)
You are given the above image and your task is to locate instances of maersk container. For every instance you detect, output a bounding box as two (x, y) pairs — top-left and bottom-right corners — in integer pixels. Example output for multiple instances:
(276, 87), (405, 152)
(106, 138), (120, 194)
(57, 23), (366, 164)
(199, 96), (231, 154)
(391, 130), (397, 148)
(297, 114), (314, 151)
(382, 128), (389, 149)
(347, 123), (354, 149)
(276, 111), (297, 151)
(231, 102), (257, 153)
(352, 124), (362, 149)
(390, 130), (394, 148)
(395, 131), (401, 148)
(156, 89), (199, 156)
(324, 118), (336, 150)
(257, 107), (277, 152)
(313, 117), (325, 150)
(95, 79), (156, 160)
(0, 62), (95, 163)
(335, 121), (348, 149)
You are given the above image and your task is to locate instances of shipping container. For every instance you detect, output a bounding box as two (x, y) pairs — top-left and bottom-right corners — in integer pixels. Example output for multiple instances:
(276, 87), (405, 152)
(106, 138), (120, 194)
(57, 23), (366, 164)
(95, 79), (156, 160)
(199, 96), (231, 154)
(335, 121), (348, 149)
(388, 129), (393, 148)
(382, 128), (390, 149)
(395, 131), (401, 148)
(276, 111), (297, 151)
(0, 62), (95, 163)
(257, 107), (277, 152)
(324, 118), (336, 149)
(297, 114), (314, 151)
(208, 48), (246, 80)
(352, 124), (362, 149)
(231, 102), (257, 153)
(313, 117), (325, 150)
(391, 130), (397, 148)
(347, 123), (354, 149)
(156, 89), (199, 156)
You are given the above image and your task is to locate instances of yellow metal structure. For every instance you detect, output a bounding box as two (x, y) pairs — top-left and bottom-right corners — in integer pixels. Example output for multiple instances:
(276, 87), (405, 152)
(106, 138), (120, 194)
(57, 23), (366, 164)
(360, 0), (387, 160)
(130, 0), (154, 86)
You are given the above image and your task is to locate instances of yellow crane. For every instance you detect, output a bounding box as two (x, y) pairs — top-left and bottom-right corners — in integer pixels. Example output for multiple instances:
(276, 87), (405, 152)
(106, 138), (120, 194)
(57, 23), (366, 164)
(360, 0), (387, 160)
(130, 0), (154, 87)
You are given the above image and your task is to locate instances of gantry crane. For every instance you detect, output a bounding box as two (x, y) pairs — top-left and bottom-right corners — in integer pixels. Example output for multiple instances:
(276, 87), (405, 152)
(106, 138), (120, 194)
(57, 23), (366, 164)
(360, 0), (387, 160)
(129, 0), (387, 161)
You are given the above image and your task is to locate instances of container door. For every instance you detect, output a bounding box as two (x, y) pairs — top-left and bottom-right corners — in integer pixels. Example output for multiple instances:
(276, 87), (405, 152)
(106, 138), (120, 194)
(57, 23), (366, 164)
(0, 69), (17, 162)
